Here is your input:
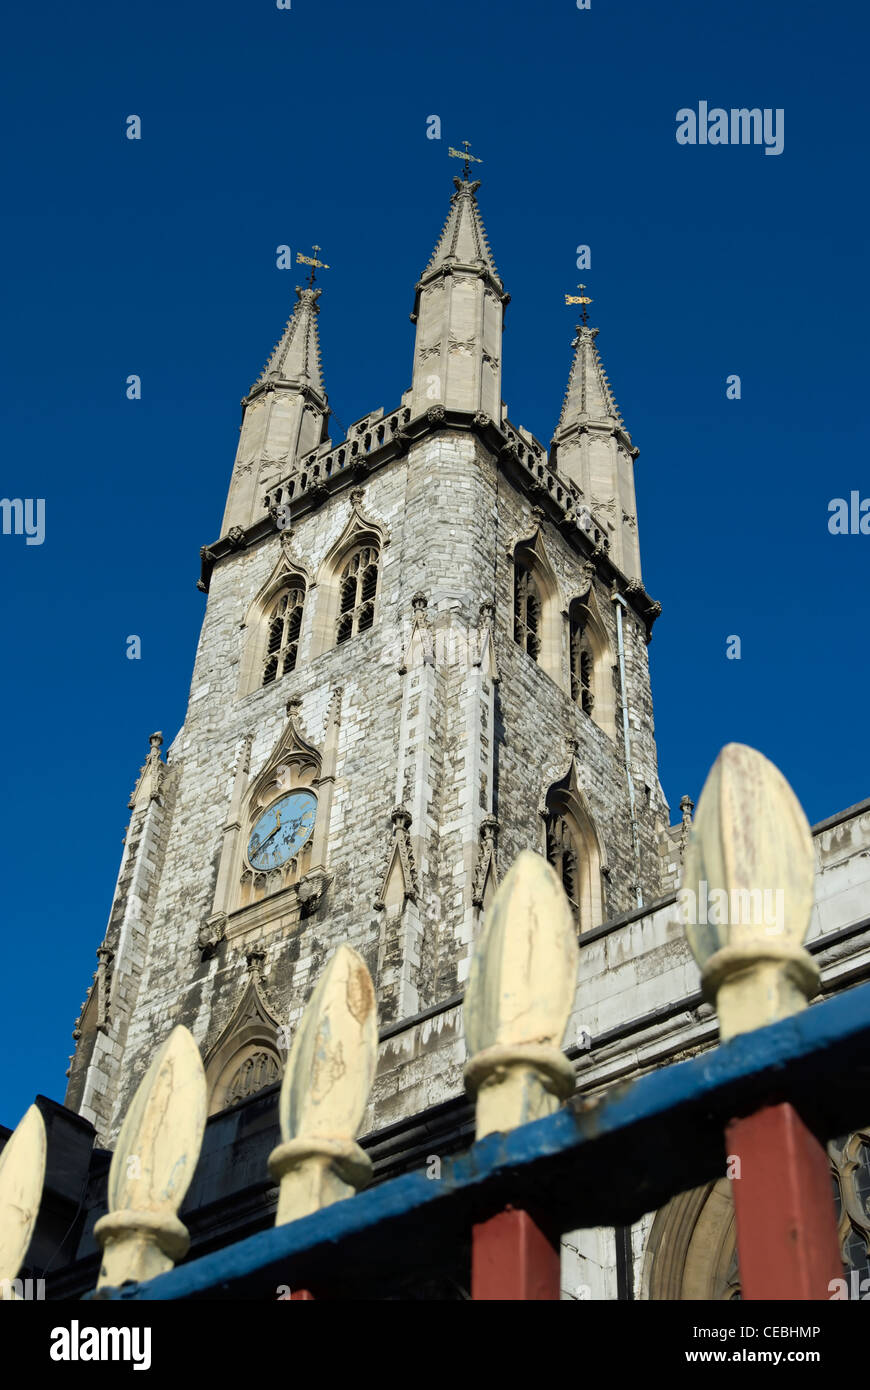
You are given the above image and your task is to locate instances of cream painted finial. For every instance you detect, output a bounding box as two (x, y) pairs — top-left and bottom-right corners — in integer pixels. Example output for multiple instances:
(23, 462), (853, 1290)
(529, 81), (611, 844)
(268, 944), (377, 1225)
(94, 1025), (207, 1288)
(0, 1105), (47, 1299)
(681, 743), (818, 1041)
(463, 850), (579, 1139)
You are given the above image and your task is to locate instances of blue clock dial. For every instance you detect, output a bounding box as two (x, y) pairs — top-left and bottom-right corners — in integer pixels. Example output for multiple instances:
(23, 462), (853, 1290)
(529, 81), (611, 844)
(247, 790), (317, 871)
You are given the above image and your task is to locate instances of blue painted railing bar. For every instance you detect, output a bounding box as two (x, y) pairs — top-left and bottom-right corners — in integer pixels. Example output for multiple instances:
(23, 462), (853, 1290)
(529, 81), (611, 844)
(91, 979), (870, 1301)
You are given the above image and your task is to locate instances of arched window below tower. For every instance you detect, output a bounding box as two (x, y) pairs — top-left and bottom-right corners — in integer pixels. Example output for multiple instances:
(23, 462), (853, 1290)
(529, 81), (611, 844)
(542, 779), (605, 932)
(513, 559), (541, 660)
(568, 596), (616, 739)
(336, 544), (380, 645)
(511, 538), (564, 689)
(208, 1041), (283, 1114)
(224, 1048), (281, 1107)
(570, 611), (595, 716)
(262, 582), (305, 686)
(545, 812), (580, 917)
(642, 1126), (870, 1300)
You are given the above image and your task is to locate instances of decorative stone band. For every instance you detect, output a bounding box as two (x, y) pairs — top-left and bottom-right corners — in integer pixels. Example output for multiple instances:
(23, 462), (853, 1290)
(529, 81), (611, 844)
(268, 1136), (373, 1226)
(700, 942), (820, 1044)
(463, 1043), (576, 1141)
(94, 1209), (190, 1288)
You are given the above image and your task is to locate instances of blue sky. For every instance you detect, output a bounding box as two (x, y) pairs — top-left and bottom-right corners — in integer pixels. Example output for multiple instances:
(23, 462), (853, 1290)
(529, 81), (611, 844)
(1, 0), (867, 1124)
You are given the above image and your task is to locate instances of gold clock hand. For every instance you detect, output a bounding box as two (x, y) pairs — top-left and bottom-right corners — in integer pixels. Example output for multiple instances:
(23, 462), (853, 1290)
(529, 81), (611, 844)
(253, 822), (281, 855)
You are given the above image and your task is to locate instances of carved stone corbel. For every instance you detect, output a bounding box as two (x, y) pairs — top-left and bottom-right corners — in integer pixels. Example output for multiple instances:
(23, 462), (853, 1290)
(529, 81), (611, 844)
(297, 868), (332, 918)
(198, 913), (227, 959)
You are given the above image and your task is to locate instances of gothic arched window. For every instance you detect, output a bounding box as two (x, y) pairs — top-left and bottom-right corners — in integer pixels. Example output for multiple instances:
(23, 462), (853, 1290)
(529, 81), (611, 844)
(542, 775), (605, 932)
(567, 596), (616, 739)
(262, 583), (305, 687)
(513, 559), (542, 660)
(336, 544), (379, 644)
(545, 812), (580, 917)
(570, 606), (595, 716)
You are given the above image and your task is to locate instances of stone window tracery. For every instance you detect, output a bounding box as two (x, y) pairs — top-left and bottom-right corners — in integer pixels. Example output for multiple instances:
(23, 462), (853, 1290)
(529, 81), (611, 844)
(545, 812), (580, 917)
(541, 775), (604, 932)
(262, 583), (305, 686)
(567, 596), (616, 739)
(570, 609), (595, 715)
(224, 1049), (280, 1106)
(336, 545), (379, 645)
(513, 560), (541, 660)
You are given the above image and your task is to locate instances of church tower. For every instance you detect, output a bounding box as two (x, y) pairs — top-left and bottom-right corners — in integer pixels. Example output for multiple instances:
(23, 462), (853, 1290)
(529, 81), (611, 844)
(66, 170), (669, 1146)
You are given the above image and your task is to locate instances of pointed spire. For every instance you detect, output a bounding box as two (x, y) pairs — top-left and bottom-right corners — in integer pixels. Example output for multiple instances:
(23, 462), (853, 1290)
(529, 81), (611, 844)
(253, 285), (327, 403)
(550, 311), (642, 580)
(420, 176), (503, 290)
(410, 175), (509, 421)
(554, 323), (626, 436)
(222, 285), (332, 533)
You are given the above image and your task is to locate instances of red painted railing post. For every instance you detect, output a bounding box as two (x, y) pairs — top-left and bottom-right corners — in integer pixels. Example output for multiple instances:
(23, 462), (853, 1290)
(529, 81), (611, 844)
(472, 1207), (561, 1301)
(727, 1102), (842, 1300)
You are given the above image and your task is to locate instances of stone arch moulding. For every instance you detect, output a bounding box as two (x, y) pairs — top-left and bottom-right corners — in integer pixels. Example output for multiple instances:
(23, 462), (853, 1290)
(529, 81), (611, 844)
(237, 536), (314, 698)
(204, 971), (284, 1117)
(310, 488), (390, 659)
(539, 747), (607, 931)
(507, 512), (568, 694)
(641, 1178), (740, 1301)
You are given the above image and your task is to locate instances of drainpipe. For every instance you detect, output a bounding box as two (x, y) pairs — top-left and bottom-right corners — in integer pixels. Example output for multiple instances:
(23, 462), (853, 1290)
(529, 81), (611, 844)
(612, 591), (644, 909)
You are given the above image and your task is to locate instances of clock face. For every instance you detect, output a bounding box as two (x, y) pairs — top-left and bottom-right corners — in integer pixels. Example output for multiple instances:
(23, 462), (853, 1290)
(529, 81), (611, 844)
(247, 790), (317, 871)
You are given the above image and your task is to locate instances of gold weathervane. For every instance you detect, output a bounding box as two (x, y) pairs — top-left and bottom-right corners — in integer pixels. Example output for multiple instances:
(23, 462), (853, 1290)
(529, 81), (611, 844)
(449, 140), (483, 179)
(296, 244), (330, 286)
(565, 283), (593, 324)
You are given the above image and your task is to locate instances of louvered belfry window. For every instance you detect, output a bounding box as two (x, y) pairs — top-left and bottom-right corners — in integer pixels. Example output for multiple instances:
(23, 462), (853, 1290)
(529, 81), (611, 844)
(262, 584), (305, 687)
(513, 561), (541, 660)
(336, 545), (379, 645)
(570, 608), (595, 715)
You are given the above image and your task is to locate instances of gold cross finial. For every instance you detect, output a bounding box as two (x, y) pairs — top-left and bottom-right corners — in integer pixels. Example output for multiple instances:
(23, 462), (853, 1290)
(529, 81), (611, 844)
(296, 244), (330, 286)
(448, 140), (483, 179)
(565, 283), (593, 324)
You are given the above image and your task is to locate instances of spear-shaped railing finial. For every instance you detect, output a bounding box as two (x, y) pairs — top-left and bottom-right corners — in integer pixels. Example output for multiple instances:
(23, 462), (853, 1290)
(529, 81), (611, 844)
(268, 944), (378, 1225)
(681, 742), (818, 1040)
(463, 850), (579, 1139)
(0, 1105), (46, 1299)
(94, 1025), (207, 1288)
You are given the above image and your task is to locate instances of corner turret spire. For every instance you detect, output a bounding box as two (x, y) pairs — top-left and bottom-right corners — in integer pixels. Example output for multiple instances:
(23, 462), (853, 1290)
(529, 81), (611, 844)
(410, 170), (509, 422)
(253, 285), (327, 404)
(555, 322), (626, 434)
(420, 177), (502, 288)
(551, 307), (642, 579)
(219, 285), (332, 535)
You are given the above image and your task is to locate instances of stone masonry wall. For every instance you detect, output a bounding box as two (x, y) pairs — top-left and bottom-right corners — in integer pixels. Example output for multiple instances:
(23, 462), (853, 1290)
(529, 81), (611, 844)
(74, 422), (669, 1144)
